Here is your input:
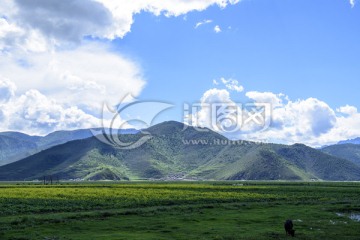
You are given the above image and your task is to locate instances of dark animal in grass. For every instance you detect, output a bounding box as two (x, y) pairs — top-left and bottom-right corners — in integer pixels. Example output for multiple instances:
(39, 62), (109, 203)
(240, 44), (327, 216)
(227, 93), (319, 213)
(284, 219), (295, 237)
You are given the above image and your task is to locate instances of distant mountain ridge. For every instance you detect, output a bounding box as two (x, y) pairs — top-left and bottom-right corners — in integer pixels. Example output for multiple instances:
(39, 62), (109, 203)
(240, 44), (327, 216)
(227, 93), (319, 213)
(338, 137), (360, 145)
(322, 144), (360, 167)
(0, 121), (359, 181)
(0, 128), (139, 166)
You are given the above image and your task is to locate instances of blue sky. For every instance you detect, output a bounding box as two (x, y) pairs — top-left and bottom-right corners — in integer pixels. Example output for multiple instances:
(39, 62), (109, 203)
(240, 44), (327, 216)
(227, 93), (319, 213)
(0, 0), (359, 146)
(120, 0), (359, 109)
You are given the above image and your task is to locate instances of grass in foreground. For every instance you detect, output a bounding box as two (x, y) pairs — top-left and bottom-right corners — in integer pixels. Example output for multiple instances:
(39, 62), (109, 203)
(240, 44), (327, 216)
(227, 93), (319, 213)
(0, 181), (359, 239)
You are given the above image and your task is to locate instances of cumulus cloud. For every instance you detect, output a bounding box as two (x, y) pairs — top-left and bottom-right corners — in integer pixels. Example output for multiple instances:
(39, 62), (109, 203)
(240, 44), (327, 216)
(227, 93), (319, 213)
(97, 0), (240, 38)
(186, 88), (237, 131)
(14, 0), (112, 44)
(287, 98), (336, 137)
(0, 81), (101, 135)
(0, 42), (145, 135)
(0, 0), (241, 51)
(337, 105), (358, 116)
(238, 95), (338, 146)
(328, 109), (360, 140)
(0, 0), (242, 135)
(200, 88), (232, 103)
(0, 0), (112, 52)
(190, 88), (360, 147)
(214, 25), (222, 33)
(0, 43), (145, 112)
(246, 91), (286, 107)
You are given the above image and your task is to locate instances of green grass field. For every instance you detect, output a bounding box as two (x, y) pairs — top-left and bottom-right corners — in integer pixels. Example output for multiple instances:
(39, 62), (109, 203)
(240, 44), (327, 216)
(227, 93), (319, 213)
(0, 181), (360, 239)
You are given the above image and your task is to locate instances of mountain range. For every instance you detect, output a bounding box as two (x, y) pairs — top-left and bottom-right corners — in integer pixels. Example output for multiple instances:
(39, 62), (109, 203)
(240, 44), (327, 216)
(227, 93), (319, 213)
(321, 144), (360, 167)
(0, 128), (138, 166)
(337, 137), (360, 145)
(0, 121), (360, 181)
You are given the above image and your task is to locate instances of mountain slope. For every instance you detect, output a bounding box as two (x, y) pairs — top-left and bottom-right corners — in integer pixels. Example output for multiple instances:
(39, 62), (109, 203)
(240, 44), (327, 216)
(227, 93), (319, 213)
(0, 135), (39, 166)
(322, 144), (360, 166)
(38, 128), (139, 150)
(189, 143), (360, 181)
(0, 121), (359, 181)
(0, 128), (138, 166)
(196, 145), (312, 181)
(0, 124), (222, 180)
(273, 144), (360, 181)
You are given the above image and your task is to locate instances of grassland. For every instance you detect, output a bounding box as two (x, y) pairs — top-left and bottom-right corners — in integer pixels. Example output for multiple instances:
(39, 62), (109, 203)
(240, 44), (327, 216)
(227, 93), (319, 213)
(0, 181), (360, 239)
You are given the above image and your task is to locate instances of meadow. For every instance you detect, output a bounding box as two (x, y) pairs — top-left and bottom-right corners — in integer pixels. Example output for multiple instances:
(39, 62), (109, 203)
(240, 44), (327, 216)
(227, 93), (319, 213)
(0, 181), (359, 239)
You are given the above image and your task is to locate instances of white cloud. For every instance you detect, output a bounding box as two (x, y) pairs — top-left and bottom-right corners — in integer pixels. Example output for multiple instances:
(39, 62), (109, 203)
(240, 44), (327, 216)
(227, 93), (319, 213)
(195, 19), (213, 28)
(190, 88), (360, 147)
(10, 0), (112, 50)
(246, 91), (286, 107)
(97, 0), (238, 38)
(220, 78), (244, 92)
(328, 110), (360, 142)
(0, 18), (21, 39)
(0, 85), (101, 135)
(0, 0), (242, 135)
(0, 43), (145, 113)
(238, 95), (339, 146)
(214, 25), (222, 33)
(350, 0), (356, 8)
(0, 0), (241, 51)
(200, 88), (232, 103)
(0, 77), (16, 103)
(242, 95), (360, 146)
(337, 105), (358, 116)
(186, 88), (236, 131)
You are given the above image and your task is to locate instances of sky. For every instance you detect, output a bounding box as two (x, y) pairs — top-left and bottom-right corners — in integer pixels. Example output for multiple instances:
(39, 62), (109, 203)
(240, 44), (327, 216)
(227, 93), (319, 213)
(0, 0), (359, 147)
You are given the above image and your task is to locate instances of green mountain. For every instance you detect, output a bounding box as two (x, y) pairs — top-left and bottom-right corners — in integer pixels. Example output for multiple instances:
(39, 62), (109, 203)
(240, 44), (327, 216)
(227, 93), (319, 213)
(272, 144), (360, 180)
(0, 128), (138, 166)
(188, 143), (360, 181)
(0, 121), (359, 181)
(0, 134), (39, 166)
(321, 144), (360, 166)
